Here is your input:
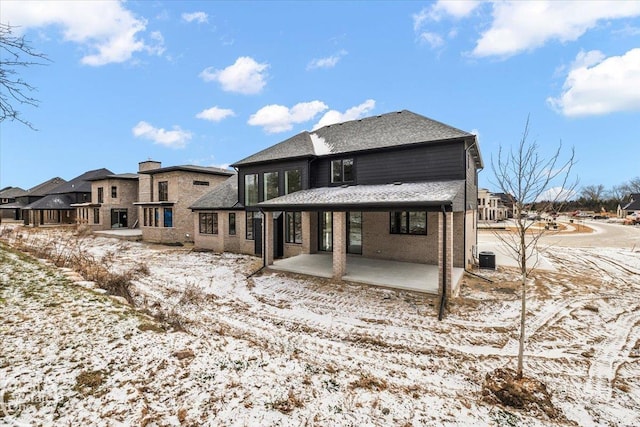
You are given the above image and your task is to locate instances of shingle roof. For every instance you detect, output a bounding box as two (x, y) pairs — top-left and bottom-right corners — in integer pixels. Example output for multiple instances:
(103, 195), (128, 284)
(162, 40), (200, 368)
(138, 165), (234, 176)
(26, 177), (66, 197)
(0, 187), (27, 199)
(87, 173), (138, 181)
(24, 194), (75, 210)
(623, 193), (640, 211)
(50, 168), (113, 194)
(257, 180), (465, 211)
(233, 110), (481, 167)
(190, 175), (241, 210)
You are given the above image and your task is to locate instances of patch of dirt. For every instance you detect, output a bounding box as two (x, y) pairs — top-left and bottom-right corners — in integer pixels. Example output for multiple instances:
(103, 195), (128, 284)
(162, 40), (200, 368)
(482, 368), (569, 423)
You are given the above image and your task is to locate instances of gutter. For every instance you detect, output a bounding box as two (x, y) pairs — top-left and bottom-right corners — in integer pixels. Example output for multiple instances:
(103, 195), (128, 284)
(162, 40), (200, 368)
(438, 204), (447, 321)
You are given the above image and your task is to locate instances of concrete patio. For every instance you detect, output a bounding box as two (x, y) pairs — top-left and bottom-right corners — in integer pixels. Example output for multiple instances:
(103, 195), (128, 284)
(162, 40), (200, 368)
(270, 253), (464, 294)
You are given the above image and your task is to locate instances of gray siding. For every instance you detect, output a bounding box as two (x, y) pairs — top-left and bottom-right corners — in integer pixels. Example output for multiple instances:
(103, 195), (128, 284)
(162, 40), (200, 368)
(312, 141), (466, 188)
(465, 144), (478, 210)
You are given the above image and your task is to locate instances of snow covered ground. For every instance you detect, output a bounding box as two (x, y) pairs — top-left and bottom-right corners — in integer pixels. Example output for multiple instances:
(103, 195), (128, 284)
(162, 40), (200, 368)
(1, 223), (639, 426)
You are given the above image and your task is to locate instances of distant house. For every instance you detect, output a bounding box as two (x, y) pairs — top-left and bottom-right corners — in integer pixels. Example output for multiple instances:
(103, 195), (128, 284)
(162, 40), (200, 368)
(191, 110), (482, 297)
(0, 187), (27, 221)
(73, 173), (139, 230)
(134, 161), (234, 244)
(23, 169), (112, 227)
(621, 193), (640, 217)
(478, 188), (511, 221)
(0, 177), (66, 224)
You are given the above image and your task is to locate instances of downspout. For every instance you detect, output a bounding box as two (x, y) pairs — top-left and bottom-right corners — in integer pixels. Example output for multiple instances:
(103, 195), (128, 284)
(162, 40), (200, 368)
(438, 204), (447, 321)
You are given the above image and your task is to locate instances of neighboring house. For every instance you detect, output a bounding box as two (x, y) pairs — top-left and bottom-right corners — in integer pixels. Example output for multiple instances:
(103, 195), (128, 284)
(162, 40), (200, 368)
(72, 173), (139, 231)
(23, 169), (112, 227)
(0, 186), (27, 221)
(0, 177), (66, 224)
(192, 110), (482, 297)
(621, 193), (640, 218)
(478, 188), (509, 221)
(134, 161), (234, 244)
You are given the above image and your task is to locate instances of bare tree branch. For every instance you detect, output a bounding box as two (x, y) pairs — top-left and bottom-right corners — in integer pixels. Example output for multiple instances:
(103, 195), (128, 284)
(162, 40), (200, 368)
(490, 117), (577, 379)
(0, 23), (50, 129)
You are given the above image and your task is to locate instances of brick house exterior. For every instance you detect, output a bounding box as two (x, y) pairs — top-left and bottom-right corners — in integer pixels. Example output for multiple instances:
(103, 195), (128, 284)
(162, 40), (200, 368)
(135, 161), (234, 244)
(191, 110), (483, 297)
(74, 174), (139, 231)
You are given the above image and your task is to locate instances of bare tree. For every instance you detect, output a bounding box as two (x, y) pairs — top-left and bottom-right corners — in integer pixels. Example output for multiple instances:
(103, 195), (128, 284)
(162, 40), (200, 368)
(620, 177), (640, 195)
(607, 185), (626, 203)
(0, 23), (49, 129)
(580, 184), (605, 203)
(491, 118), (577, 379)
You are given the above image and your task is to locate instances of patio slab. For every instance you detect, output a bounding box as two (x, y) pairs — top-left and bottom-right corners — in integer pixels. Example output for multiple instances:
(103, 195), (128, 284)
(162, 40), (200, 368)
(270, 253), (463, 294)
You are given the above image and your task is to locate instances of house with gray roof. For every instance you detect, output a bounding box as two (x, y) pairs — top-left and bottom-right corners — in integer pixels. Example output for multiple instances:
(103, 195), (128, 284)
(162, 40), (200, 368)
(0, 177), (67, 224)
(23, 169), (112, 227)
(191, 110), (483, 302)
(134, 160), (234, 244)
(0, 186), (27, 221)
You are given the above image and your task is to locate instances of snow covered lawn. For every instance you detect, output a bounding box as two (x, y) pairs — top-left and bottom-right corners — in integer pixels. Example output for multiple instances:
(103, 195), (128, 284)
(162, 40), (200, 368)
(1, 225), (639, 426)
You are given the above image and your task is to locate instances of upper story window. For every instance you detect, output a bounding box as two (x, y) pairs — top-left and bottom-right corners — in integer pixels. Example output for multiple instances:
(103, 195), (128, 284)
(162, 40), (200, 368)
(111, 186), (117, 198)
(245, 174), (258, 206)
(390, 211), (427, 235)
(331, 158), (354, 184)
(285, 169), (302, 194)
(97, 187), (104, 203)
(158, 181), (168, 201)
(193, 180), (209, 186)
(264, 171), (279, 201)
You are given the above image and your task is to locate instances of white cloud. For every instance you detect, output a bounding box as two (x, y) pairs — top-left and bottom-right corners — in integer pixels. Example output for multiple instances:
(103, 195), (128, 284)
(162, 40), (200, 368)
(200, 57), (269, 95)
(196, 106), (235, 122)
(1, 0), (163, 66)
(307, 50), (348, 70)
(132, 121), (192, 148)
(182, 12), (208, 23)
(248, 101), (328, 133)
(547, 48), (640, 116)
(536, 186), (577, 202)
(413, 1), (480, 49)
(472, 1), (640, 58)
(313, 99), (376, 130)
(418, 32), (444, 49)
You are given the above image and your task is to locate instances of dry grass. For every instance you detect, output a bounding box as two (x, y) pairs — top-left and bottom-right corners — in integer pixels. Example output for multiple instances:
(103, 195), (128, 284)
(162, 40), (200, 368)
(269, 389), (304, 414)
(349, 373), (388, 391)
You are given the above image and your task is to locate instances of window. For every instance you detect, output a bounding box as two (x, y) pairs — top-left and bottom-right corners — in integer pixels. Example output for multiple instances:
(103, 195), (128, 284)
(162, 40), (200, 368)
(244, 174), (258, 206)
(97, 187), (104, 204)
(193, 180), (209, 186)
(93, 208), (100, 224)
(143, 208), (148, 226)
(319, 211), (332, 251)
(158, 181), (168, 201)
(285, 169), (302, 194)
(163, 208), (173, 227)
(111, 186), (117, 198)
(390, 211), (427, 235)
(154, 208), (159, 227)
(229, 213), (236, 235)
(246, 211), (256, 240)
(199, 213), (218, 234)
(285, 211), (302, 244)
(331, 158), (354, 184)
(263, 171), (279, 201)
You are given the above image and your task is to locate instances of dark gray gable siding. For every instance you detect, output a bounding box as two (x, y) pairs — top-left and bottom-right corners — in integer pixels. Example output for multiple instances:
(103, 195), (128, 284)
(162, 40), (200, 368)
(238, 159), (310, 208)
(465, 143), (479, 210)
(312, 141), (466, 188)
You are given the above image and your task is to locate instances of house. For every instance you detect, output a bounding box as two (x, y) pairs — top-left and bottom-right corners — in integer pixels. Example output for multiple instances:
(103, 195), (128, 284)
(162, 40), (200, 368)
(22, 169), (112, 227)
(0, 186), (27, 221)
(0, 177), (66, 224)
(478, 188), (510, 221)
(134, 161), (234, 244)
(73, 173), (139, 231)
(621, 193), (640, 220)
(191, 110), (482, 297)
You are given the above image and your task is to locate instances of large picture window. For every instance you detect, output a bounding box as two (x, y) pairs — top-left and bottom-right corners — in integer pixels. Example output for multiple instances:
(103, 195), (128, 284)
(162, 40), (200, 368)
(199, 213), (218, 234)
(158, 181), (168, 201)
(263, 171), (279, 200)
(244, 174), (258, 206)
(331, 158), (354, 184)
(285, 211), (302, 244)
(390, 211), (427, 235)
(285, 169), (302, 194)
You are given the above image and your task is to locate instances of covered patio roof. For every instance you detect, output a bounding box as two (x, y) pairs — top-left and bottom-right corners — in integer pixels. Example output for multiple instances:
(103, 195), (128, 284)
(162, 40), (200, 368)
(257, 180), (465, 211)
(270, 253), (464, 294)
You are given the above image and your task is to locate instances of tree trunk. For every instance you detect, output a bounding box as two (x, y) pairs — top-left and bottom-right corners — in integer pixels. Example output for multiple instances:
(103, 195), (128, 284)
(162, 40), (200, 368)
(517, 270), (526, 379)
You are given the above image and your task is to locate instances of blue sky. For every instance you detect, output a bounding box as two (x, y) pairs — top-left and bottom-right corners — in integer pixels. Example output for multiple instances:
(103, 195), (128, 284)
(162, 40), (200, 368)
(1, 1), (639, 194)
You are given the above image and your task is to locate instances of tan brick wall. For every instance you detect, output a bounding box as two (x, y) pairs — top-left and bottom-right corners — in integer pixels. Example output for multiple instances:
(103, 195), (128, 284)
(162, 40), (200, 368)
(465, 210), (476, 268)
(140, 171), (229, 243)
(453, 211), (464, 268)
(193, 210), (256, 255)
(87, 178), (139, 231)
(361, 211), (439, 264)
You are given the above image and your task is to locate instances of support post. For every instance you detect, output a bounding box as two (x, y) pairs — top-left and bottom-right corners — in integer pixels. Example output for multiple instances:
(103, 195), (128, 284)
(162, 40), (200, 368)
(332, 211), (346, 279)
